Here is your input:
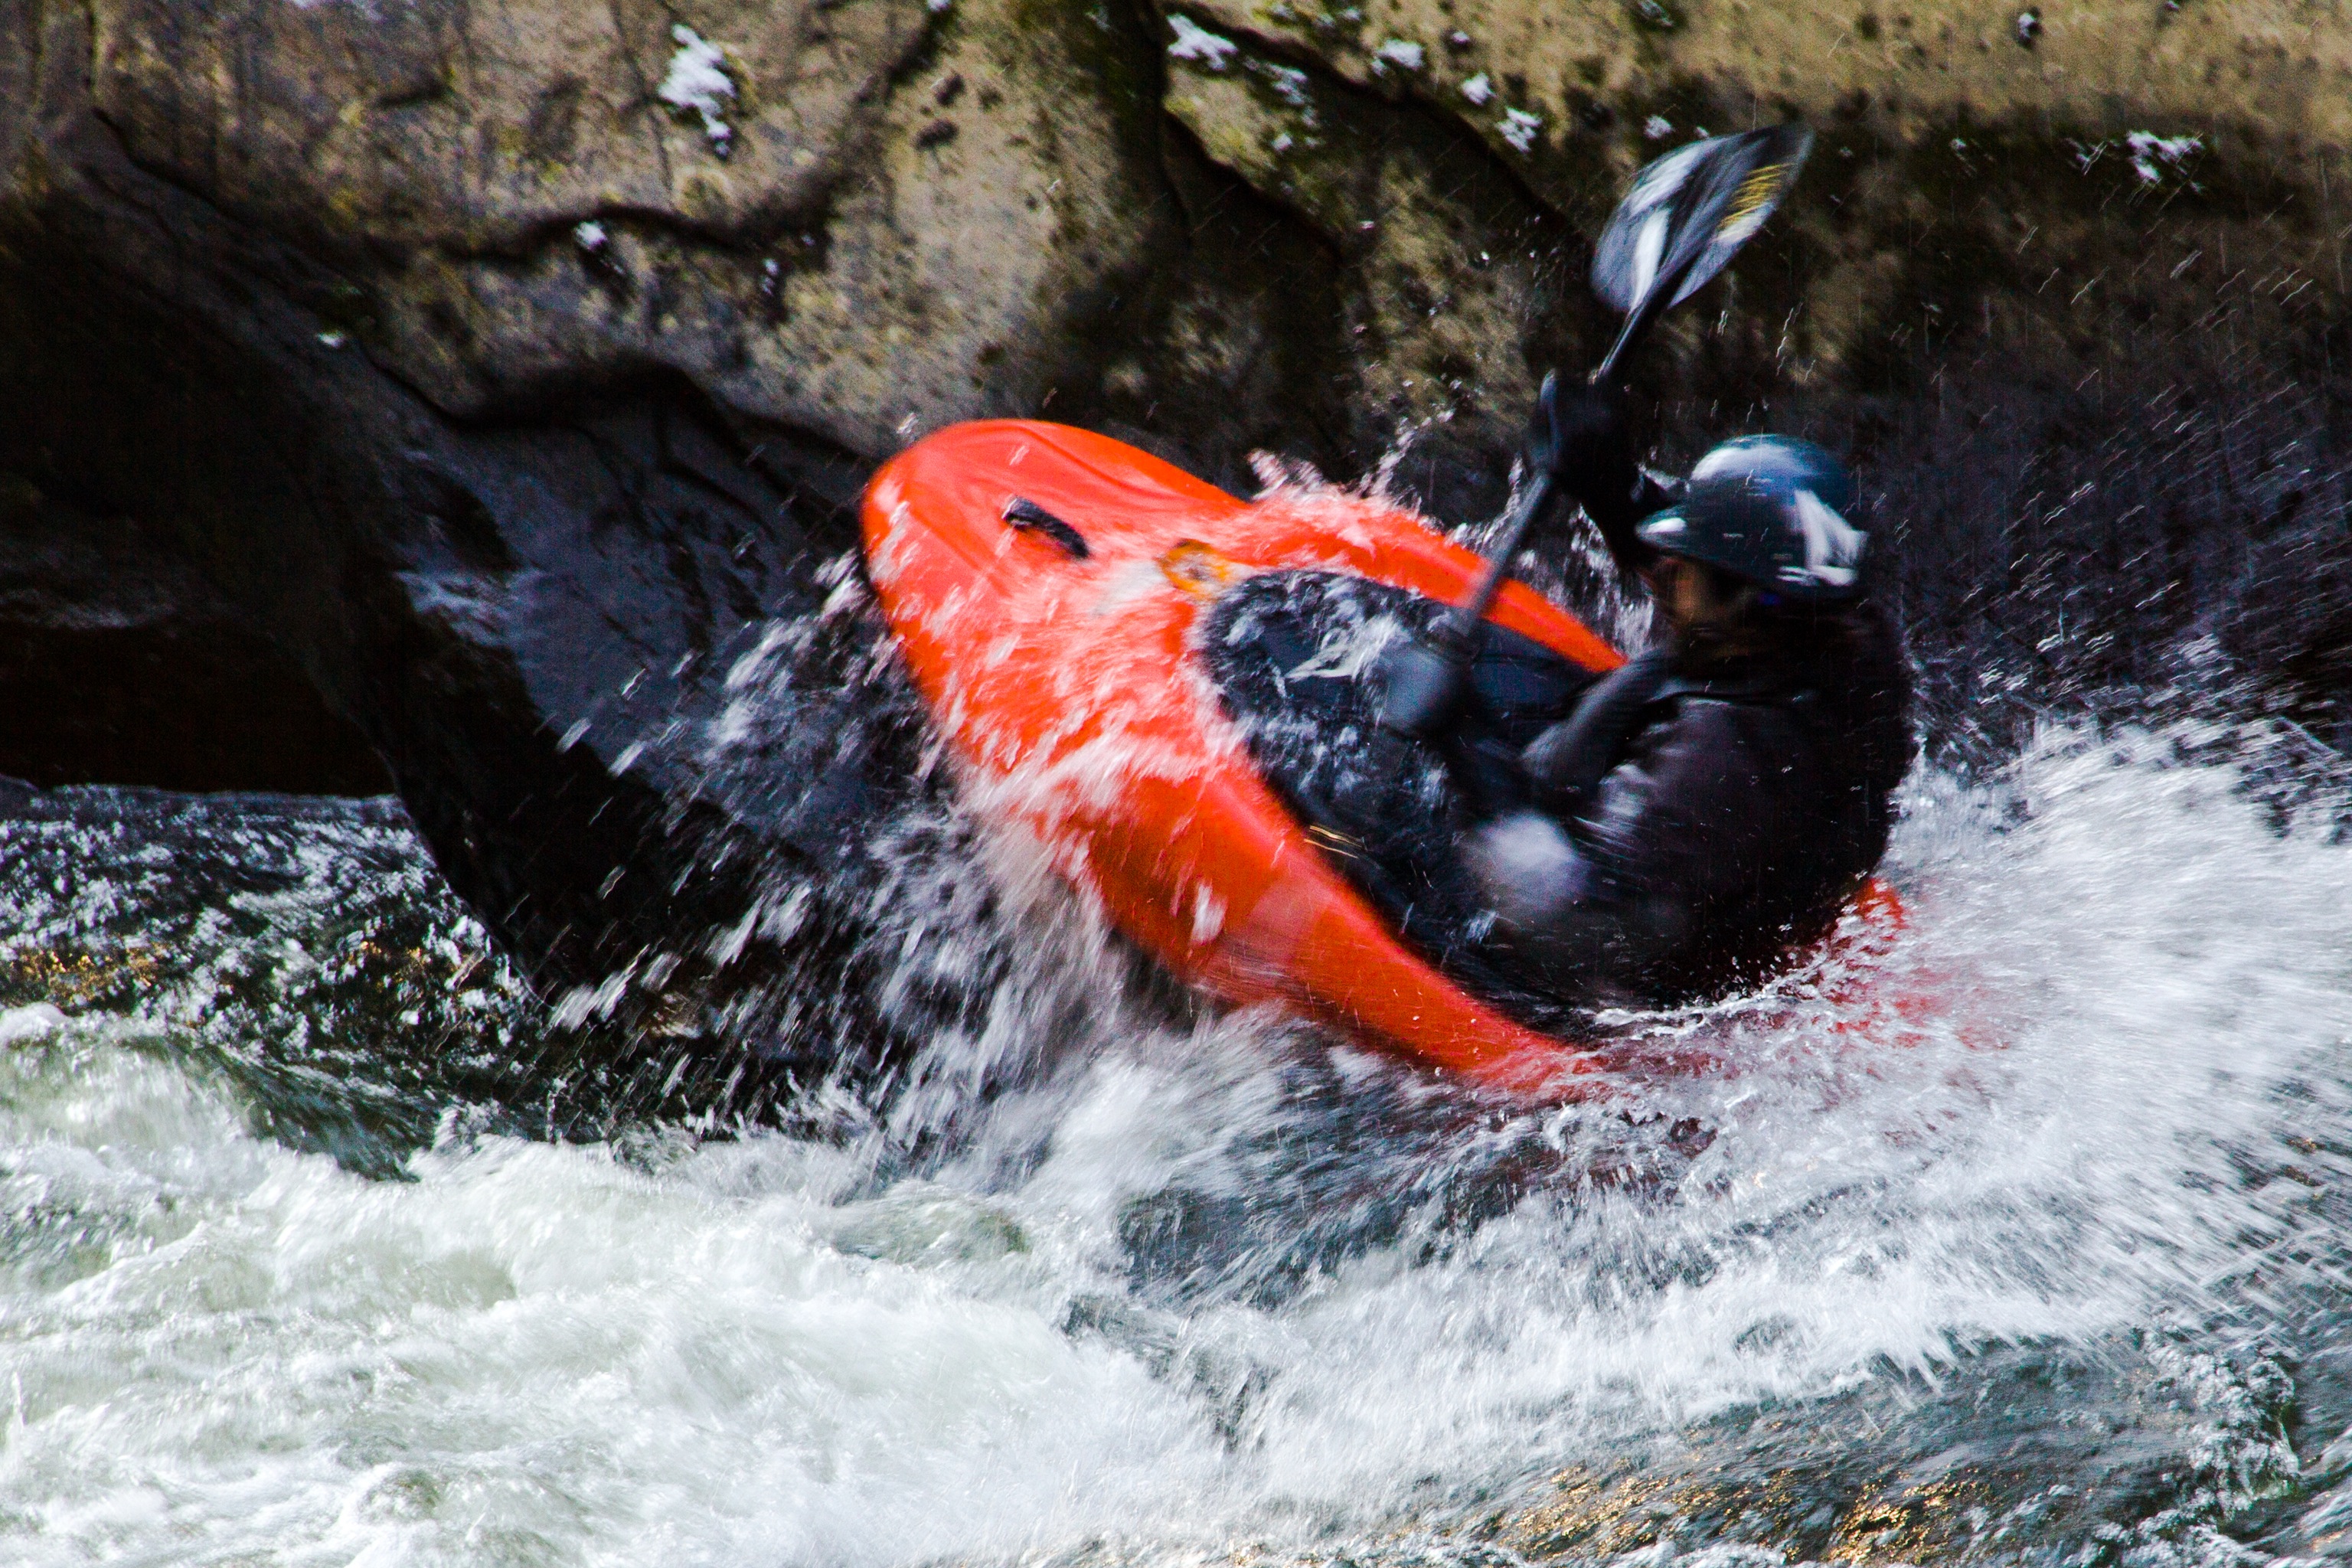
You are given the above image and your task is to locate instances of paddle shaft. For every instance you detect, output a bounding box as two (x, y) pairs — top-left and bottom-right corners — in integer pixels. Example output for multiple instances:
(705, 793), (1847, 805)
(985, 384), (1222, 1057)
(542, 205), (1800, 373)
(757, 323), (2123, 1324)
(1442, 472), (1553, 642)
(1439, 250), (1695, 647)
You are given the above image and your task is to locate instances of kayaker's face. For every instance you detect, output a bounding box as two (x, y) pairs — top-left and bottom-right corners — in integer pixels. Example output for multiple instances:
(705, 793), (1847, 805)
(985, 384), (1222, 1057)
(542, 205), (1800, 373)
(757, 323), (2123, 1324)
(1648, 556), (1750, 641)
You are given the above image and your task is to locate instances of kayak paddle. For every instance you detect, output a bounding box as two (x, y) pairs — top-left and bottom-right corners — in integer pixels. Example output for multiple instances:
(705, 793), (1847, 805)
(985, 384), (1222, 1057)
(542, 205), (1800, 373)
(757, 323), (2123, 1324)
(1380, 123), (1814, 734)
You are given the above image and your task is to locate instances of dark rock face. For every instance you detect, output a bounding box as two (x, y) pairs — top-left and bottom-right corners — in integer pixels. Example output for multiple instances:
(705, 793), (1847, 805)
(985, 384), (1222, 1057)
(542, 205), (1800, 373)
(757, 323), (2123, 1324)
(0, 1), (915, 1062)
(1, 0), (2349, 1090)
(0, 475), (390, 793)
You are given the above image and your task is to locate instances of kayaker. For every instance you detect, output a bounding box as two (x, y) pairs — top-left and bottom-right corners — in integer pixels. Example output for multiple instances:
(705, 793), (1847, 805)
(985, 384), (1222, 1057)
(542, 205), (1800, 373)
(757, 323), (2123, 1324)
(1390, 379), (1913, 1004)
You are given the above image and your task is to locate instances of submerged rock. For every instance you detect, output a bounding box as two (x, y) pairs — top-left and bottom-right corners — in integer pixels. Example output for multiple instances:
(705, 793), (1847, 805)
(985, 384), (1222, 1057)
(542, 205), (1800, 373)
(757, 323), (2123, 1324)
(0, 0), (2348, 1089)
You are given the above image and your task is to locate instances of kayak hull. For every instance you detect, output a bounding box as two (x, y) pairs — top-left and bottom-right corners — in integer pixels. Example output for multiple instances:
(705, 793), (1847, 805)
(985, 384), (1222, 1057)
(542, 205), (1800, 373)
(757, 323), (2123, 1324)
(861, 420), (1638, 1094)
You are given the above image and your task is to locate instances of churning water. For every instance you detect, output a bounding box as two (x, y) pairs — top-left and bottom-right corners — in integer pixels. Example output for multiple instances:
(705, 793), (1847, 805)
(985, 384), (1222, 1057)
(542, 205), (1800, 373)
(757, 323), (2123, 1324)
(6, 718), (2352, 1568)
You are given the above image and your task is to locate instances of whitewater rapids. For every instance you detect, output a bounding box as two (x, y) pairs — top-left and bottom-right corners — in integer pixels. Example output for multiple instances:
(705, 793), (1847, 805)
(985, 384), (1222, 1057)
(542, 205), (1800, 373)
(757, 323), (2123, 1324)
(4, 721), (2352, 1566)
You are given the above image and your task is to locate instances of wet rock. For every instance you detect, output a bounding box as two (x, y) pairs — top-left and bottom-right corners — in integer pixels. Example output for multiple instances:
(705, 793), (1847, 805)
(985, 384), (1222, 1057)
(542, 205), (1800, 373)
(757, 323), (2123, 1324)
(0, 1), (908, 1047)
(0, 0), (1361, 1089)
(0, 475), (389, 793)
(90, 0), (920, 248)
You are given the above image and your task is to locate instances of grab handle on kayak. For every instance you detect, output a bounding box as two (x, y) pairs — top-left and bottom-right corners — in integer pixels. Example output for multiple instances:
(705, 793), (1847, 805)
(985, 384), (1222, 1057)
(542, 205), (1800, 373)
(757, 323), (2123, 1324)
(1002, 496), (1090, 559)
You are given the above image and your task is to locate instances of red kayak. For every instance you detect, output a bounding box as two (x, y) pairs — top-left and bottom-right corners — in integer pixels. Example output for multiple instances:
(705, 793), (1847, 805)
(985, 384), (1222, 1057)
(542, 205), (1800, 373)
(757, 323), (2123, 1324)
(861, 420), (1897, 1096)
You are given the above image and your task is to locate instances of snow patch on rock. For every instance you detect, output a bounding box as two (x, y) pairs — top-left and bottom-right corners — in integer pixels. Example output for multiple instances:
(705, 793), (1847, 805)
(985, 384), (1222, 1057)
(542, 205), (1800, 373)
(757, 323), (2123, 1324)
(658, 24), (737, 157)
(1167, 15), (1238, 70)
(1259, 63), (1311, 106)
(2127, 130), (2200, 184)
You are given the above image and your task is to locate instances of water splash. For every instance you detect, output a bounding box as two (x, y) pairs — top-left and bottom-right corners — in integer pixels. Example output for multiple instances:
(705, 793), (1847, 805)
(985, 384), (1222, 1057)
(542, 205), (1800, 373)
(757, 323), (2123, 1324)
(3, 719), (2352, 1563)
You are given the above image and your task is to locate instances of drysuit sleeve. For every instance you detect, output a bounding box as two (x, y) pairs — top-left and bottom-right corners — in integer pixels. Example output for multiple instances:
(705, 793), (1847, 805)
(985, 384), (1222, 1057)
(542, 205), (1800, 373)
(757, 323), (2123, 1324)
(1519, 648), (1676, 818)
(1468, 698), (1789, 985)
(1572, 469), (1682, 583)
(1530, 374), (1677, 582)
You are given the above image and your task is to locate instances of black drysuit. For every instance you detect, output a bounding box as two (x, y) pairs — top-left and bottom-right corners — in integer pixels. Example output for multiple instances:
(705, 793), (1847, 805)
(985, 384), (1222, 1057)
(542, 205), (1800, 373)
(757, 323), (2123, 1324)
(1468, 482), (1914, 1005)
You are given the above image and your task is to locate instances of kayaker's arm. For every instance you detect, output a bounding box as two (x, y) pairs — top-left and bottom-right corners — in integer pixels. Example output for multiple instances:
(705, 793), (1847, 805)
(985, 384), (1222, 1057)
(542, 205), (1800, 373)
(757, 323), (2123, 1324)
(1573, 469), (1682, 583)
(1519, 649), (1677, 818)
(1468, 696), (1792, 987)
(1529, 376), (1679, 583)
(1377, 382), (1676, 743)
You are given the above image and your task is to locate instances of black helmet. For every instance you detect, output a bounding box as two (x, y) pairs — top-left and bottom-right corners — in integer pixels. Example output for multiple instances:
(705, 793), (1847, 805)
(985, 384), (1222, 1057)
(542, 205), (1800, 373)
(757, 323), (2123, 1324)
(1634, 435), (1866, 603)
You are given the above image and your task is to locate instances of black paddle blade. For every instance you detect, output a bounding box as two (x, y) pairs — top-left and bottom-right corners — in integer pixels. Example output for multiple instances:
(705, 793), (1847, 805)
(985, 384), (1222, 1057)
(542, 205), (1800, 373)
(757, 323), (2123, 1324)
(1591, 123), (1813, 317)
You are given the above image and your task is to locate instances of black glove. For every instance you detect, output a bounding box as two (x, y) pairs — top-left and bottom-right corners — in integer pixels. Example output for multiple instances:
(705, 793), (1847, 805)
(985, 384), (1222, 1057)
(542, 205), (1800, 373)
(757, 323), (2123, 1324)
(1525, 372), (1638, 515)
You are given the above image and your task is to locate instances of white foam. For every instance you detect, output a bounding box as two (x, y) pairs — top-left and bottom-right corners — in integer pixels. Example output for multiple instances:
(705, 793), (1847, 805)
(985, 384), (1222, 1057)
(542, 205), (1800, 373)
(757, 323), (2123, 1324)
(0, 1002), (65, 1044)
(6, 726), (2352, 1560)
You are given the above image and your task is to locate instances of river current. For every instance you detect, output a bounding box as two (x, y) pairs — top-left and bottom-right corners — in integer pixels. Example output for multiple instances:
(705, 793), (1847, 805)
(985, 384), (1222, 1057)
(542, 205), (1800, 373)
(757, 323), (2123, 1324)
(5, 710), (2352, 1566)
